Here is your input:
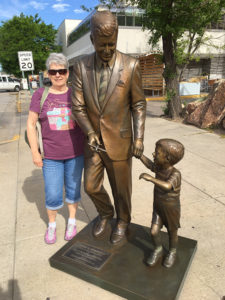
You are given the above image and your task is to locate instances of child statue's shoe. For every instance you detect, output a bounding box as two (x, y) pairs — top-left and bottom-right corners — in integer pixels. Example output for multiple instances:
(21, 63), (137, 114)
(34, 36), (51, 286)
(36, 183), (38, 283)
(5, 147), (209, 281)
(146, 246), (163, 267)
(163, 249), (177, 268)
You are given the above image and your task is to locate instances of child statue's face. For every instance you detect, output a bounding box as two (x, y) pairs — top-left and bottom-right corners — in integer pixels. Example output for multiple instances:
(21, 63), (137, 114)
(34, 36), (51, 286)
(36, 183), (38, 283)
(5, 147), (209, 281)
(153, 145), (168, 168)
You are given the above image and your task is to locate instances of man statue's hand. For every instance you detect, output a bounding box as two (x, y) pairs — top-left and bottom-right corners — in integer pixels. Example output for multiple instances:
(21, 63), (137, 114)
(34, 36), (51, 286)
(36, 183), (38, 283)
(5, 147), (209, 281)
(88, 132), (101, 151)
(133, 138), (144, 158)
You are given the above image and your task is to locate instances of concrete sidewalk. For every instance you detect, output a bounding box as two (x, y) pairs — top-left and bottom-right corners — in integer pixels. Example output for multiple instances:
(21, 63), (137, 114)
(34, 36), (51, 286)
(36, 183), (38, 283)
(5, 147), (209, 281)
(1, 91), (225, 300)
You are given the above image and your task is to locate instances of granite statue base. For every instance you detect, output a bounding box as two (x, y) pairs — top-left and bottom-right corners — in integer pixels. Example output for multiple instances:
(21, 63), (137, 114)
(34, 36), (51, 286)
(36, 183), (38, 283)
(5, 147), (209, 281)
(49, 218), (197, 300)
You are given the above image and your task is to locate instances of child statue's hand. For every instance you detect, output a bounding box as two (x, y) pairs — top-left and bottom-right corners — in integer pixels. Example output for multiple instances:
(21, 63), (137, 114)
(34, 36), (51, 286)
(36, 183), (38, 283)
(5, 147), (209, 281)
(139, 173), (155, 182)
(139, 173), (150, 180)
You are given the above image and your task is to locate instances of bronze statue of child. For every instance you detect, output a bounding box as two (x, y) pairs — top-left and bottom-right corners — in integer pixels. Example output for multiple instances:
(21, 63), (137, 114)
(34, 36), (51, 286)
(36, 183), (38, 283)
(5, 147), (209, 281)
(139, 138), (184, 268)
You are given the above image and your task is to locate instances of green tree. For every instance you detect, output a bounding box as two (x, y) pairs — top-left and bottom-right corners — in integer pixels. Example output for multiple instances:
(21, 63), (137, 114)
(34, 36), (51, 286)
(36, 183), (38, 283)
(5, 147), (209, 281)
(89, 0), (225, 118)
(0, 13), (61, 77)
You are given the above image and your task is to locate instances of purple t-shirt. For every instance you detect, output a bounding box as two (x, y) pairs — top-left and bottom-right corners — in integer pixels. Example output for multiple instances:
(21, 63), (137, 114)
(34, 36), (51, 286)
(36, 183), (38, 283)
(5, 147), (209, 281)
(29, 87), (84, 160)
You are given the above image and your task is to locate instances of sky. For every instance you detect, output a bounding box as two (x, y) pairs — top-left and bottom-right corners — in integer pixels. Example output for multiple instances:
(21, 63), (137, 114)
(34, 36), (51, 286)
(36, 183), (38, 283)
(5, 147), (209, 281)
(0, 0), (99, 29)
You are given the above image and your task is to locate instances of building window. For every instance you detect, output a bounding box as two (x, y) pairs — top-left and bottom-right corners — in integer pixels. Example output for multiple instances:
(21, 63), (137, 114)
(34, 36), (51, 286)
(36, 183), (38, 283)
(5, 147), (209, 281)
(68, 20), (91, 47)
(114, 7), (144, 27)
(118, 15), (125, 26)
(67, 7), (145, 47)
(126, 16), (133, 26)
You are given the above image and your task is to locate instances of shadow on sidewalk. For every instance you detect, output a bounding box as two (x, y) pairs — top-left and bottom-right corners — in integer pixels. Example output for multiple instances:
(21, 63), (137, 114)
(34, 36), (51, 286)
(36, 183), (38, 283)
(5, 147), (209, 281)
(0, 279), (22, 300)
(22, 169), (94, 226)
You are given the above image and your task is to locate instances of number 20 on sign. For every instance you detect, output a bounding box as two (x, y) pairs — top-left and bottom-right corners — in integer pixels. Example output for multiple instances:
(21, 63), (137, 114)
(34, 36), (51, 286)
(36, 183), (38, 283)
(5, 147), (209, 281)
(18, 51), (34, 71)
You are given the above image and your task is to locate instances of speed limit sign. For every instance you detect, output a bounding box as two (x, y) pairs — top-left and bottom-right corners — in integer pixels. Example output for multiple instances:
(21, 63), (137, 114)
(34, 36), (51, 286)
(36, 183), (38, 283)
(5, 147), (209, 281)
(18, 51), (34, 71)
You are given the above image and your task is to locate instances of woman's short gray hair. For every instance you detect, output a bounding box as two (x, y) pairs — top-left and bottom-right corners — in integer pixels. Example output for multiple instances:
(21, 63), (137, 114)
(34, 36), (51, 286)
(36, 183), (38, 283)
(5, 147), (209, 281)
(46, 53), (69, 70)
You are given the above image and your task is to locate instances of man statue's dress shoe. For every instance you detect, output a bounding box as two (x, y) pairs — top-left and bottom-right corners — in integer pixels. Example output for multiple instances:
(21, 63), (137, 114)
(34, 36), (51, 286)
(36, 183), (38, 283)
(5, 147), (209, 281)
(93, 217), (109, 237)
(110, 220), (128, 244)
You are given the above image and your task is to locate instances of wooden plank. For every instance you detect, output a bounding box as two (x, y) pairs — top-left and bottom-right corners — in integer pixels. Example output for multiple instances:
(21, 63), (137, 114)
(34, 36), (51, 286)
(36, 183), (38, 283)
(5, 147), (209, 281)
(139, 54), (164, 92)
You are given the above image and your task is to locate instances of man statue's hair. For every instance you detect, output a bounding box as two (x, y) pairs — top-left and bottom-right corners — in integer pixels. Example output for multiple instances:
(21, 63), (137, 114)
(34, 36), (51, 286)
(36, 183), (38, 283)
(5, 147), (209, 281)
(91, 10), (118, 37)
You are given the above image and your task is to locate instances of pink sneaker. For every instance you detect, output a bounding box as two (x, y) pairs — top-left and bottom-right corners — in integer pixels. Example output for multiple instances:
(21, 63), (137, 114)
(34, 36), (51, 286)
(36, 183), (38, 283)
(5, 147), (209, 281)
(44, 227), (56, 244)
(65, 224), (77, 241)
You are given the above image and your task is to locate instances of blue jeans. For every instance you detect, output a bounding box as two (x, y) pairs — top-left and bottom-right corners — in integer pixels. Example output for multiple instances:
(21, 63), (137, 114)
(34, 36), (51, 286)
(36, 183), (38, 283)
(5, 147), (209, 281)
(42, 156), (84, 210)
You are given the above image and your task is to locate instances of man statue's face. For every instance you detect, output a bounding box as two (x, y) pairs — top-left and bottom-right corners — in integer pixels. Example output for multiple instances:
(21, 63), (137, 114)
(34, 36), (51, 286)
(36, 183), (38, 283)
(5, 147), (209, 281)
(91, 31), (117, 63)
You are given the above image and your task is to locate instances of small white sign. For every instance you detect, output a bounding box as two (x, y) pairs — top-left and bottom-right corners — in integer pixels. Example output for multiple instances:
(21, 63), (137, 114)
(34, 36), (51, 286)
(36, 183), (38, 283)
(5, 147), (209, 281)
(21, 78), (28, 90)
(18, 51), (34, 71)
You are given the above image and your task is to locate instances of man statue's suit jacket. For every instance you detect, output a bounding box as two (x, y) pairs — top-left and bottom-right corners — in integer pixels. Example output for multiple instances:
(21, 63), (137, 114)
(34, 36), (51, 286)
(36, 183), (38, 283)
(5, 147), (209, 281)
(71, 50), (146, 161)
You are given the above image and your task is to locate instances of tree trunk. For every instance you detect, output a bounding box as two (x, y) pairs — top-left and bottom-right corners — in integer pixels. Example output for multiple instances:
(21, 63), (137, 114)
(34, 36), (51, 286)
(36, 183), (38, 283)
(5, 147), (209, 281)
(162, 34), (182, 119)
(179, 64), (187, 82)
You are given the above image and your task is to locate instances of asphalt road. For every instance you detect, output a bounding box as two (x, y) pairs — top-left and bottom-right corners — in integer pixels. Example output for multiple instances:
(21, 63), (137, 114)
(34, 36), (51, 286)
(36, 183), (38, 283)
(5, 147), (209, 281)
(0, 91), (21, 144)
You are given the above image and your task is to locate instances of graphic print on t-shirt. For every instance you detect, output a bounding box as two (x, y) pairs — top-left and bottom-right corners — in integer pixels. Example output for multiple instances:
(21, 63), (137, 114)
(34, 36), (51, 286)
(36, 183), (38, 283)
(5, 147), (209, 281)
(46, 97), (75, 131)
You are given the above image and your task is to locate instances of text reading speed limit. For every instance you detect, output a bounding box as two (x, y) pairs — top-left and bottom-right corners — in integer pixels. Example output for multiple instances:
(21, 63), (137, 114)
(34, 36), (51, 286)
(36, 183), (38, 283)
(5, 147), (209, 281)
(18, 51), (34, 71)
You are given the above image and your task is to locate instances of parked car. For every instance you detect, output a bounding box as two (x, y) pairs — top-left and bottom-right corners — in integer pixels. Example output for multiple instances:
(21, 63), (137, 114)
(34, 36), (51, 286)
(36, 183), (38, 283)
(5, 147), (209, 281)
(0, 75), (20, 92)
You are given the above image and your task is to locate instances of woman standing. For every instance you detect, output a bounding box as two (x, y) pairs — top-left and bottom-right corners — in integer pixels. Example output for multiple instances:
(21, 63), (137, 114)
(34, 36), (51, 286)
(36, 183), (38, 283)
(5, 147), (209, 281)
(27, 53), (84, 244)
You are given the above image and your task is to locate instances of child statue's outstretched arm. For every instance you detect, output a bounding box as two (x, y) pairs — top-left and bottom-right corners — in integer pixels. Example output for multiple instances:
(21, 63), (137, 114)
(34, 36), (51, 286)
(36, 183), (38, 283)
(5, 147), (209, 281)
(139, 173), (172, 191)
(140, 154), (154, 171)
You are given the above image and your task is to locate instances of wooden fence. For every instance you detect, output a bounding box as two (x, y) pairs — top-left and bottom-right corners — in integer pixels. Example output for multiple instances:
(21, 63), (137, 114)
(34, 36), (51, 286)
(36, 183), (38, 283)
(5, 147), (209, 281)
(139, 54), (164, 96)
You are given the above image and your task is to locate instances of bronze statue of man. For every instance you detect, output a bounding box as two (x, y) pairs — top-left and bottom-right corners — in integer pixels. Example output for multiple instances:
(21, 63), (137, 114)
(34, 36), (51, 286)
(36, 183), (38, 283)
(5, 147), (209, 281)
(71, 10), (146, 244)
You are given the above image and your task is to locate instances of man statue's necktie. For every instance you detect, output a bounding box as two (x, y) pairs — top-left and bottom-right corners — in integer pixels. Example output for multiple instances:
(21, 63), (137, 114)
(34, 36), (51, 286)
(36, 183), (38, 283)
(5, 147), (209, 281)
(98, 64), (108, 108)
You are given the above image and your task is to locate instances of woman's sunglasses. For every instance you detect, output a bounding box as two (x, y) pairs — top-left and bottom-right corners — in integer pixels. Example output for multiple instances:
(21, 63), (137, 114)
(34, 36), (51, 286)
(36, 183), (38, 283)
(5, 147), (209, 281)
(48, 69), (67, 75)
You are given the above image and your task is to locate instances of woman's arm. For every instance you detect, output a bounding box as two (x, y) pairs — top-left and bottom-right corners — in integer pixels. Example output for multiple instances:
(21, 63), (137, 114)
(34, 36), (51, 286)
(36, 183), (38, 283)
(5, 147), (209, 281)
(27, 111), (43, 167)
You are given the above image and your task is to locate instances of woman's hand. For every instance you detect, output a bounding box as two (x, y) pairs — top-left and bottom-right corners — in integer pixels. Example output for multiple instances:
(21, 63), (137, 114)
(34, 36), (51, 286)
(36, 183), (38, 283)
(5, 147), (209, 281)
(32, 151), (43, 167)
(27, 111), (43, 167)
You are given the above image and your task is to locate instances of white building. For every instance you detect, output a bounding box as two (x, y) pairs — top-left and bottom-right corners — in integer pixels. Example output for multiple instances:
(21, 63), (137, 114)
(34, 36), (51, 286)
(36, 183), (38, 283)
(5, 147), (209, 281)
(56, 19), (82, 56)
(56, 5), (225, 90)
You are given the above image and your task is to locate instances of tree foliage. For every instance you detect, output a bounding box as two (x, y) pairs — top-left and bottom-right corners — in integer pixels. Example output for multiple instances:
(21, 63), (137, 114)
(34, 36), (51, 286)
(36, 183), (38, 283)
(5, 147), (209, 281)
(91, 0), (225, 118)
(0, 13), (61, 77)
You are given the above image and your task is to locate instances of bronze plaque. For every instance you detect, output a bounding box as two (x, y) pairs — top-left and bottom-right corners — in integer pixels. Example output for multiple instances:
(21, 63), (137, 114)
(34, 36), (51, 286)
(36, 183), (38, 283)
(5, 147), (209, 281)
(62, 242), (111, 271)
